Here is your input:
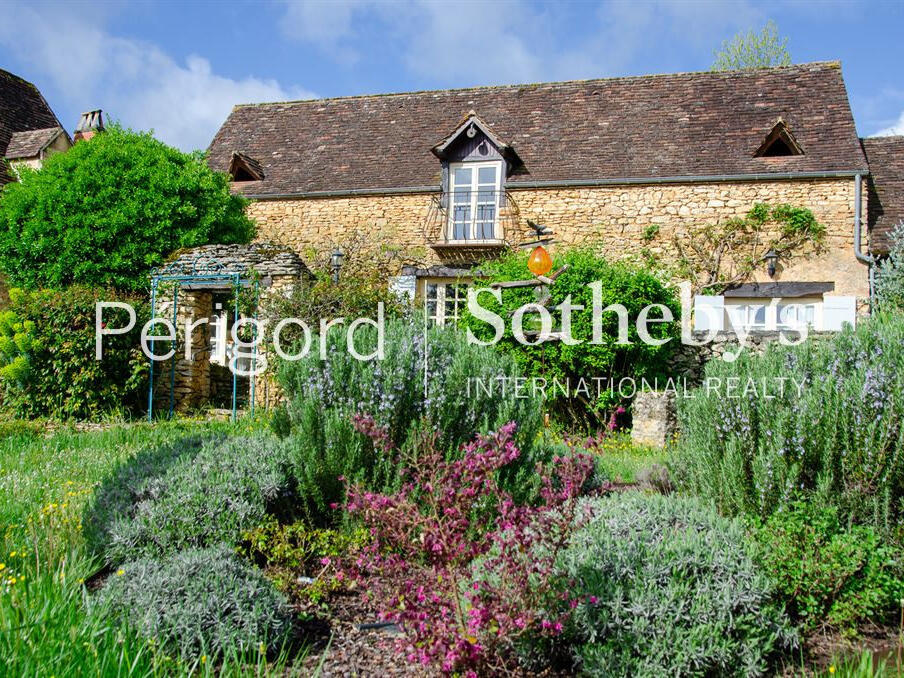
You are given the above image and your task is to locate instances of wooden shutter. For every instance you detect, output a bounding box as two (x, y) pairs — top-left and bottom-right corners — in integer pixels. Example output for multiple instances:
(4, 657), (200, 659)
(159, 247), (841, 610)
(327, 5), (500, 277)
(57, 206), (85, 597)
(821, 296), (856, 331)
(694, 295), (725, 332)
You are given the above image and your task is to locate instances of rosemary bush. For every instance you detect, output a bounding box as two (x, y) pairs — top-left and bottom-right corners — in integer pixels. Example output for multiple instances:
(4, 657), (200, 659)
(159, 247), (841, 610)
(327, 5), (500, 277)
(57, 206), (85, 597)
(276, 318), (544, 523)
(673, 314), (904, 532)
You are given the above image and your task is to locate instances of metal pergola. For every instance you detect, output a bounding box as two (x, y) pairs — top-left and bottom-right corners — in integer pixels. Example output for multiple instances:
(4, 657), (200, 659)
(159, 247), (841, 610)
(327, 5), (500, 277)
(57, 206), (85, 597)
(147, 255), (259, 422)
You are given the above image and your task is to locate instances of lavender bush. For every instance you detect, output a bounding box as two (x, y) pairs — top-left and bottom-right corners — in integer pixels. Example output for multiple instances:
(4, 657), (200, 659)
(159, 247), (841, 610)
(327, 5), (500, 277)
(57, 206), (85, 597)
(673, 314), (904, 532)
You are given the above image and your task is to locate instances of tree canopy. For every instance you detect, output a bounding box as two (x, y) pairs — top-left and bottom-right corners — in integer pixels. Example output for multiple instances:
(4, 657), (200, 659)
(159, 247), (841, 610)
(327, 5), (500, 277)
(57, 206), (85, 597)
(0, 125), (255, 292)
(712, 21), (791, 71)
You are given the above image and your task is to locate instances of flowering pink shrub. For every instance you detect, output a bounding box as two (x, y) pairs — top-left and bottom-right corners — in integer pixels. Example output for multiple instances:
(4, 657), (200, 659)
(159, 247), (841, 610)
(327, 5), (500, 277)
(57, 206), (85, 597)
(344, 418), (598, 675)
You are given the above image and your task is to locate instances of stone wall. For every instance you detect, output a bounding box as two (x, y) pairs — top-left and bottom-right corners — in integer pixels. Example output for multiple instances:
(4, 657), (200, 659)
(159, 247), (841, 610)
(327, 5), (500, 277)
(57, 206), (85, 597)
(247, 176), (868, 300)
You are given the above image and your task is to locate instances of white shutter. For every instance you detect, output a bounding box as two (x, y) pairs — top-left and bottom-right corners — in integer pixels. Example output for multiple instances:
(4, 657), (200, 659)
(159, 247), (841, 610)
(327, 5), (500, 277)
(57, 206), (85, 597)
(821, 296), (856, 331)
(694, 295), (725, 332)
(388, 275), (416, 303)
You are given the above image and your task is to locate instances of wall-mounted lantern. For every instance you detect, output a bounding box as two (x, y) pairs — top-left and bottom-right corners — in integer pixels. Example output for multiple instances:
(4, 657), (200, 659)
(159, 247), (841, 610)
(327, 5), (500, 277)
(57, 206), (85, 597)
(331, 247), (344, 284)
(764, 249), (779, 278)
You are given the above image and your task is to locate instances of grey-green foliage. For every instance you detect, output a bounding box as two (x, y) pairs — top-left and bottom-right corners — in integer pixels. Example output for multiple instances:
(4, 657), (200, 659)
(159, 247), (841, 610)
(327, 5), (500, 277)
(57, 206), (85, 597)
(712, 20), (791, 71)
(94, 546), (294, 661)
(560, 493), (794, 678)
(672, 314), (904, 531)
(91, 435), (297, 564)
(877, 221), (904, 312)
(84, 435), (209, 554)
(275, 317), (545, 523)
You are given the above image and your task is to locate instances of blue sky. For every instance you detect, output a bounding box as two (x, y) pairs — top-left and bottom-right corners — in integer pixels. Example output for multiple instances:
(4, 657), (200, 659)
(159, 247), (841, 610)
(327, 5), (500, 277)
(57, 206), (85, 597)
(1, 0), (902, 151)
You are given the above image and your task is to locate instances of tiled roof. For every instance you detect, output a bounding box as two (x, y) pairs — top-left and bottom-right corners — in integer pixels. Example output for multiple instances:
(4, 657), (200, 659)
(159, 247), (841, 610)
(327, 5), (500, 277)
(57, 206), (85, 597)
(862, 136), (904, 255)
(208, 62), (867, 197)
(0, 68), (67, 185)
(5, 127), (64, 159)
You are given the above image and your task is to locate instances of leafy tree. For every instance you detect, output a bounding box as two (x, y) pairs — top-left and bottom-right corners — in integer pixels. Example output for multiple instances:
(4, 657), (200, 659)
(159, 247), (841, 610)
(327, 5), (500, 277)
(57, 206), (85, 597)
(0, 125), (254, 292)
(712, 20), (791, 71)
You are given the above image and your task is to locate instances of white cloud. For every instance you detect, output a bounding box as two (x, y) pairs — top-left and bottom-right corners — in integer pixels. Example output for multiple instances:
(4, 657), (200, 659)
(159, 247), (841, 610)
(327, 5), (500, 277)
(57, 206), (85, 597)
(279, 0), (762, 85)
(876, 111), (904, 136)
(0, 3), (316, 150)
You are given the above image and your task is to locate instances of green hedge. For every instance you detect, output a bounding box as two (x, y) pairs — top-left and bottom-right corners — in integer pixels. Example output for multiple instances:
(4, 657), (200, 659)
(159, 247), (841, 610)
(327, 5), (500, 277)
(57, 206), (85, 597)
(0, 286), (148, 419)
(461, 248), (679, 424)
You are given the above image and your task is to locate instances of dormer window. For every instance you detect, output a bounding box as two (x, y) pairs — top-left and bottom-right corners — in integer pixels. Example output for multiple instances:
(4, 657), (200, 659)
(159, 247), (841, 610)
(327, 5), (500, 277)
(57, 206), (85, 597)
(229, 151), (264, 181)
(430, 112), (522, 246)
(755, 119), (804, 157)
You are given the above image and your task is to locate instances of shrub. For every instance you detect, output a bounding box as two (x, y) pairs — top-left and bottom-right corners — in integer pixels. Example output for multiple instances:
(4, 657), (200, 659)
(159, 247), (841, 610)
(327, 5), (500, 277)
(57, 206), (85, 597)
(240, 517), (370, 603)
(92, 435), (297, 564)
(558, 493), (794, 677)
(461, 247), (679, 424)
(276, 317), (544, 523)
(94, 546), (295, 661)
(672, 314), (904, 531)
(0, 125), (254, 292)
(0, 286), (148, 419)
(345, 419), (595, 675)
(755, 501), (904, 634)
(84, 435), (209, 554)
(877, 221), (904, 313)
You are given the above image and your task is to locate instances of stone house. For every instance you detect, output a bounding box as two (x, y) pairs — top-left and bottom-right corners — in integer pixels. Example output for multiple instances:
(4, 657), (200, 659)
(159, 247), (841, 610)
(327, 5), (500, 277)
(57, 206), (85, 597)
(208, 61), (904, 335)
(0, 67), (72, 184)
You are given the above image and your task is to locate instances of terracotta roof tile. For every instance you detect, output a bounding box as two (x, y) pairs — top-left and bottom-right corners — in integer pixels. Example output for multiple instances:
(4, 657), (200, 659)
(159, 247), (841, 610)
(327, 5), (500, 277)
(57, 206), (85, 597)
(208, 62), (867, 197)
(0, 68), (67, 186)
(862, 136), (904, 255)
(5, 127), (64, 159)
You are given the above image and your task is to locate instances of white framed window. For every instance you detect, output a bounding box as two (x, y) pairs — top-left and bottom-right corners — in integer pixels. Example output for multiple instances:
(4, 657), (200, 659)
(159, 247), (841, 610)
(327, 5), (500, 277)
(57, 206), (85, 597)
(448, 161), (502, 242)
(423, 279), (469, 327)
(724, 297), (824, 332)
(777, 302), (817, 329)
(726, 303), (767, 330)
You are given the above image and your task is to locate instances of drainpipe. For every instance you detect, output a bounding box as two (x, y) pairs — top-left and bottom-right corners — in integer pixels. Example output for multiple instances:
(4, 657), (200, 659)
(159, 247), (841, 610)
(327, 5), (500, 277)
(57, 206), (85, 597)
(853, 174), (876, 313)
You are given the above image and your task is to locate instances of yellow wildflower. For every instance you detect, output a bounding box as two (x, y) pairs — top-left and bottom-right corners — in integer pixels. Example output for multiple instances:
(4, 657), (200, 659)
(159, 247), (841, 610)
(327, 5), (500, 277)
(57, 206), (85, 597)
(200, 655), (207, 664)
(0, 563), (5, 571)
(829, 666), (835, 675)
(9, 551), (15, 557)
(116, 569), (125, 576)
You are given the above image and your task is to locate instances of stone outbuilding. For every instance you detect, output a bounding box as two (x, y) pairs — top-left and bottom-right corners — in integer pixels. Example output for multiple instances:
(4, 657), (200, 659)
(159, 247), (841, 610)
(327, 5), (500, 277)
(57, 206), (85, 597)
(150, 242), (309, 414)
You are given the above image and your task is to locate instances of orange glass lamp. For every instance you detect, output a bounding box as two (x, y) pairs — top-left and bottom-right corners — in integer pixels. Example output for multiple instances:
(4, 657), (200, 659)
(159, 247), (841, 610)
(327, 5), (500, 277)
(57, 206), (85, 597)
(527, 245), (553, 276)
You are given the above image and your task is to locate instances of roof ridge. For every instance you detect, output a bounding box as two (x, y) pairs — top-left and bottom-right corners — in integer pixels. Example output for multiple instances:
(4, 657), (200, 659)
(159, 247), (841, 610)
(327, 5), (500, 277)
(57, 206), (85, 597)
(232, 61), (842, 109)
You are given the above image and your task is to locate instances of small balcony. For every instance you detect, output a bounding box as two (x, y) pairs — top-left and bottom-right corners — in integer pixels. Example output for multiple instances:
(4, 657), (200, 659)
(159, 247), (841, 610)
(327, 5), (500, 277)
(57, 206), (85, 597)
(424, 190), (519, 263)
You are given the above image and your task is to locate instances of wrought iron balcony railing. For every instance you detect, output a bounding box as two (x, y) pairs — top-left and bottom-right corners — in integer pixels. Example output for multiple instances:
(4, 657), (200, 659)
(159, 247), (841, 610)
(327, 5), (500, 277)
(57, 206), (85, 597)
(424, 190), (520, 249)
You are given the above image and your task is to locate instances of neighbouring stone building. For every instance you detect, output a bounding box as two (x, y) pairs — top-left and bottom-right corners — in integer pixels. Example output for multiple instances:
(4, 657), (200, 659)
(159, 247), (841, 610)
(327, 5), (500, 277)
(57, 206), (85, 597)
(0, 67), (72, 184)
(208, 61), (904, 336)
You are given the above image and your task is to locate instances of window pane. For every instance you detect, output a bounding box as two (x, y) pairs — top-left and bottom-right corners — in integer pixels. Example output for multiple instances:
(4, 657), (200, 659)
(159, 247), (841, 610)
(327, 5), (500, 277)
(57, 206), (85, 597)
(752, 305), (766, 325)
(453, 167), (472, 186)
(478, 166), (497, 184)
(453, 189), (471, 204)
(426, 283), (438, 300)
(477, 189), (495, 203)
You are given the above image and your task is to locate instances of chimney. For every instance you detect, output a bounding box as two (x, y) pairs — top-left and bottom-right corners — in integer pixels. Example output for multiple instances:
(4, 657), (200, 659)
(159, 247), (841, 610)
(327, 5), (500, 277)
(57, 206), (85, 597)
(74, 110), (104, 142)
